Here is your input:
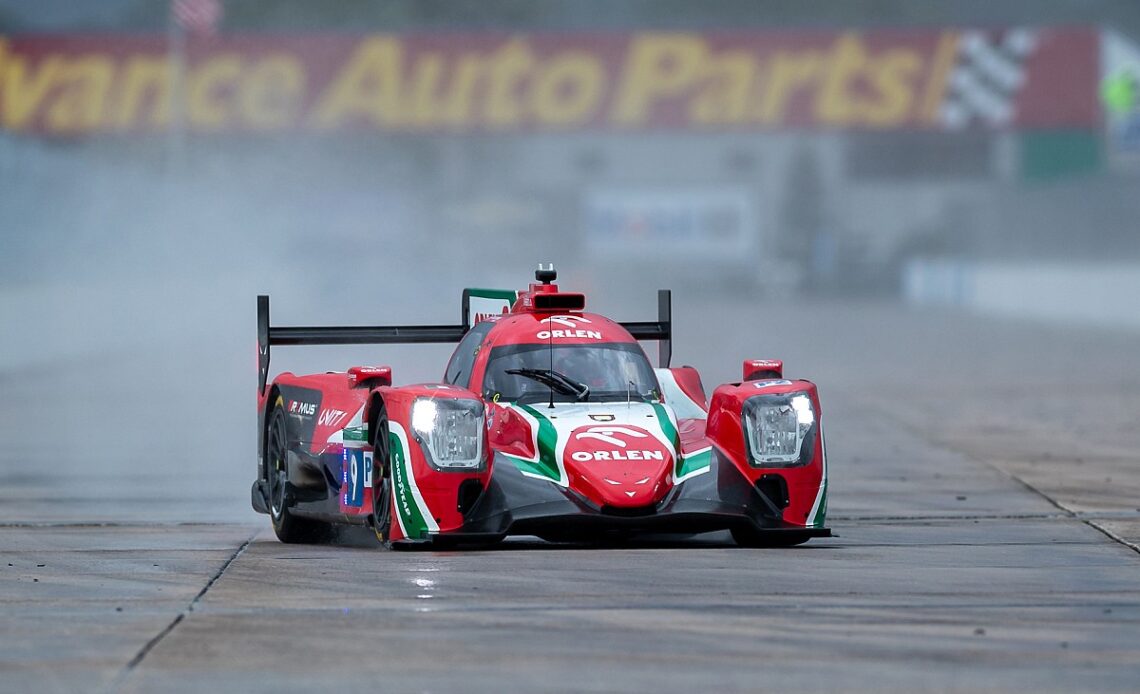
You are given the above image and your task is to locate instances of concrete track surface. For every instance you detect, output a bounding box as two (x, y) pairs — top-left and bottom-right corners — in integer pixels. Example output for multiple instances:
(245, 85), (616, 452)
(2, 298), (1139, 693)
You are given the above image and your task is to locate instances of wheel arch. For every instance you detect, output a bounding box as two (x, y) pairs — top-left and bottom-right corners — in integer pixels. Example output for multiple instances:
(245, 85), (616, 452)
(365, 390), (387, 448)
(261, 384), (284, 482)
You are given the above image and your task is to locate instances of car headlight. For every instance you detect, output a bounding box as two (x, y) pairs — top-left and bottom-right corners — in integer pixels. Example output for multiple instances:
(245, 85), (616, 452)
(742, 393), (816, 467)
(410, 398), (485, 471)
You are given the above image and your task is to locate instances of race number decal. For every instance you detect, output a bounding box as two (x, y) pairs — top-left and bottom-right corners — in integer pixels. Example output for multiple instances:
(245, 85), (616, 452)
(341, 448), (372, 508)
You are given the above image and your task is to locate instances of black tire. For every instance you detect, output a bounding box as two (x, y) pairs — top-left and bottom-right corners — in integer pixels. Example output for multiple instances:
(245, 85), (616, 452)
(731, 526), (812, 548)
(266, 407), (329, 544)
(370, 404), (393, 547)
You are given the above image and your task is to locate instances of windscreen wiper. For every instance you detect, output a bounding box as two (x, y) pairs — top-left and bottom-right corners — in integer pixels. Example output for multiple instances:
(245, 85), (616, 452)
(505, 368), (590, 401)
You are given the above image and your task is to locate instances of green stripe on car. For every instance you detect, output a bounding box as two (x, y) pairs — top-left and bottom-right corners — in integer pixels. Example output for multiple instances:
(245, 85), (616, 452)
(389, 429), (430, 539)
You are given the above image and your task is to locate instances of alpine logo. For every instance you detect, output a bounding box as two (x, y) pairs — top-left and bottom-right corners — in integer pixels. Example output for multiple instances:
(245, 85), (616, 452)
(569, 425), (666, 462)
(536, 315), (602, 341)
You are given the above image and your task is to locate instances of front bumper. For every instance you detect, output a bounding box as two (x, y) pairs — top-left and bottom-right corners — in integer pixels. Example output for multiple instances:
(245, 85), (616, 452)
(398, 449), (831, 545)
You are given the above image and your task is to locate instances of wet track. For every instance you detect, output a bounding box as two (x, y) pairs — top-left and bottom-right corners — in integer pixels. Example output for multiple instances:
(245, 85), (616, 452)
(3, 297), (1139, 692)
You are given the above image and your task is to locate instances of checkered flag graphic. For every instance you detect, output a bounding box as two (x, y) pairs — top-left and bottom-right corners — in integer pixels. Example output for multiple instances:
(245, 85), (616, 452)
(940, 28), (1038, 129)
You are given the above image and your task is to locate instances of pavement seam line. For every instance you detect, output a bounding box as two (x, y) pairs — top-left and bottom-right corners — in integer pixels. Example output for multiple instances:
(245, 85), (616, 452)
(1085, 520), (1140, 556)
(108, 530), (257, 690)
(866, 401), (1140, 559)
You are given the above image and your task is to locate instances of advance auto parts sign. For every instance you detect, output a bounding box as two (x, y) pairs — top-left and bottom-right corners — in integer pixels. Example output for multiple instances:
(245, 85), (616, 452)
(0, 28), (1097, 136)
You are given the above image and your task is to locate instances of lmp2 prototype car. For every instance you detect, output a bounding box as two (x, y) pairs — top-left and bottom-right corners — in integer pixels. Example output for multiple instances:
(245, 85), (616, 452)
(252, 266), (830, 548)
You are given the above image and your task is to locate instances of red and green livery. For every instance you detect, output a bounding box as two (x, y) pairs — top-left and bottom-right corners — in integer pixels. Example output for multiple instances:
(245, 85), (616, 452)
(252, 266), (830, 547)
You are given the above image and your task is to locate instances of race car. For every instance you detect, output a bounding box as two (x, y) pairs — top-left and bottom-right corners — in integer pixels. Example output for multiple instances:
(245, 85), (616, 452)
(251, 265), (830, 548)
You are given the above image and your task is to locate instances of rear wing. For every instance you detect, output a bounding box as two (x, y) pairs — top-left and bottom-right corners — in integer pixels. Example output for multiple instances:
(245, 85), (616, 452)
(620, 289), (672, 370)
(257, 288), (672, 395)
(257, 295), (466, 395)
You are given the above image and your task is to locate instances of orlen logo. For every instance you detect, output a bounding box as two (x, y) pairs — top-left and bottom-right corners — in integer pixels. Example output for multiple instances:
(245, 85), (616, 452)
(536, 315), (602, 341)
(568, 425), (668, 462)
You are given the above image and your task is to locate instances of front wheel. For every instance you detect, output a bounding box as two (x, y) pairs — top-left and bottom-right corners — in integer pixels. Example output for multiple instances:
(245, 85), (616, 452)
(370, 406), (393, 547)
(266, 407), (329, 544)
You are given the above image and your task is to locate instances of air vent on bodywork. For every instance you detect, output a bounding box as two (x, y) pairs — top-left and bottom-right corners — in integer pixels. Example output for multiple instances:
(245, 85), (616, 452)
(457, 479), (484, 515)
(755, 474), (790, 510)
(600, 504), (657, 518)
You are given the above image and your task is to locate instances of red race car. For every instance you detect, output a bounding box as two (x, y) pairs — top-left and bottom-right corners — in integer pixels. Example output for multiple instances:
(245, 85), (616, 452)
(252, 265), (830, 548)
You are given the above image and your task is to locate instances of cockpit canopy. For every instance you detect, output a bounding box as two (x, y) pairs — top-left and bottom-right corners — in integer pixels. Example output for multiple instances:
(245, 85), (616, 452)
(483, 342), (660, 404)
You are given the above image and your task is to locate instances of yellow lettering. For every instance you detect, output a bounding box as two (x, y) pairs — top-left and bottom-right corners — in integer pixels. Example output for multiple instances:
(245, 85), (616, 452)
(816, 34), (867, 125)
(530, 52), (604, 126)
(921, 33), (959, 124)
(689, 51), (755, 125)
(754, 51), (823, 125)
(187, 55), (241, 130)
(45, 56), (114, 132)
(438, 53), (482, 126)
(239, 55), (304, 129)
(483, 40), (534, 128)
(0, 47), (62, 130)
(612, 34), (706, 125)
(862, 50), (921, 126)
(312, 37), (403, 128)
(114, 56), (172, 129)
(406, 53), (445, 127)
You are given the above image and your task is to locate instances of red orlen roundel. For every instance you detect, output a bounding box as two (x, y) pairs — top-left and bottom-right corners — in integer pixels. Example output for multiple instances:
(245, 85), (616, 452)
(562, 424), (674, 508)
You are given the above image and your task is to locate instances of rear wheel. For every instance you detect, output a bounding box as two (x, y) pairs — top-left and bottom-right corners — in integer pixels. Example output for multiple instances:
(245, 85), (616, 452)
(266, 407), (329, 544)
(370, 405), (393, 547)
(731, 526), (812, 548)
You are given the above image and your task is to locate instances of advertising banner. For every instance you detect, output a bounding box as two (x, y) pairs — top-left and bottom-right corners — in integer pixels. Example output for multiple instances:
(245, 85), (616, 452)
(1101, 30), (1140, 169)
(584, 189), (756, 262)
(0, 27), (1099, 136)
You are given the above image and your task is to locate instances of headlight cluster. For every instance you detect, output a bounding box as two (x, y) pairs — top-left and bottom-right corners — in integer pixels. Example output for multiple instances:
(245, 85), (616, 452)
(410, 398), (485, 471)
(742, 393), (816, 467)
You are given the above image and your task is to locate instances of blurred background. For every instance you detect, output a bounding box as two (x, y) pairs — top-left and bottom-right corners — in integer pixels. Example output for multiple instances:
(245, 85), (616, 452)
(2, 0), (1138, 522)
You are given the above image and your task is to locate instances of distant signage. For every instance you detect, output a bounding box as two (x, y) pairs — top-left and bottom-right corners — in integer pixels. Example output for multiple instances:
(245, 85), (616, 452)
(0, 28), (1099, 136)
(584, 189), (755, 261)
(1102, 31), (1140, 169)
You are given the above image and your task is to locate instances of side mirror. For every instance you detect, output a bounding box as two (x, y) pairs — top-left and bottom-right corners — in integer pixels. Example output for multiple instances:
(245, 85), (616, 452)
(348, 365), (392, 388)
(743, 359), (783, 381)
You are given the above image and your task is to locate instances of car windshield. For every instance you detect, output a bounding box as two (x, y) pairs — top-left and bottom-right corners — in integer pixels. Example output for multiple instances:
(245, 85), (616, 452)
(483, 342), (660, 404)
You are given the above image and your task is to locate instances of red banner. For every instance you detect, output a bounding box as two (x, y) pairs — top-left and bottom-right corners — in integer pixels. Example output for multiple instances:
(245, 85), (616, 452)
(0, 28), (1099, 135)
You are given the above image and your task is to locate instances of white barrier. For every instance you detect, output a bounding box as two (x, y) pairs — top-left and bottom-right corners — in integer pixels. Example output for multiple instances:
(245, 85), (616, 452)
(903, 259), (1140, 332)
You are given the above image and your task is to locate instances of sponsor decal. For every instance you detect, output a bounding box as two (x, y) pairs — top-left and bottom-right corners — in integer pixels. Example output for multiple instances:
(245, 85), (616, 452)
(568, 425), (669, 463)
(0, 28), (1097, 136)
(536, 315), (602, 341)
(570, 449), (664, 462)
(387, 422), (439, 539)
(288, 400), (317, 416)
(753, 379), (793, 389)
(317, 408), (349, 427)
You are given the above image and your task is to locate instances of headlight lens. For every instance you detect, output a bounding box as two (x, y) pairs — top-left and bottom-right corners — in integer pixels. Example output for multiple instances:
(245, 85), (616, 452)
(742, 393), (816, 467)
(410, 398), (485, 471)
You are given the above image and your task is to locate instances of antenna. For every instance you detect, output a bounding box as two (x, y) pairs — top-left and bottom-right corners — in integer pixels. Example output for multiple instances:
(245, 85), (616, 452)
(547, 317), (555, 409)
(539, 262), (557, 408)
